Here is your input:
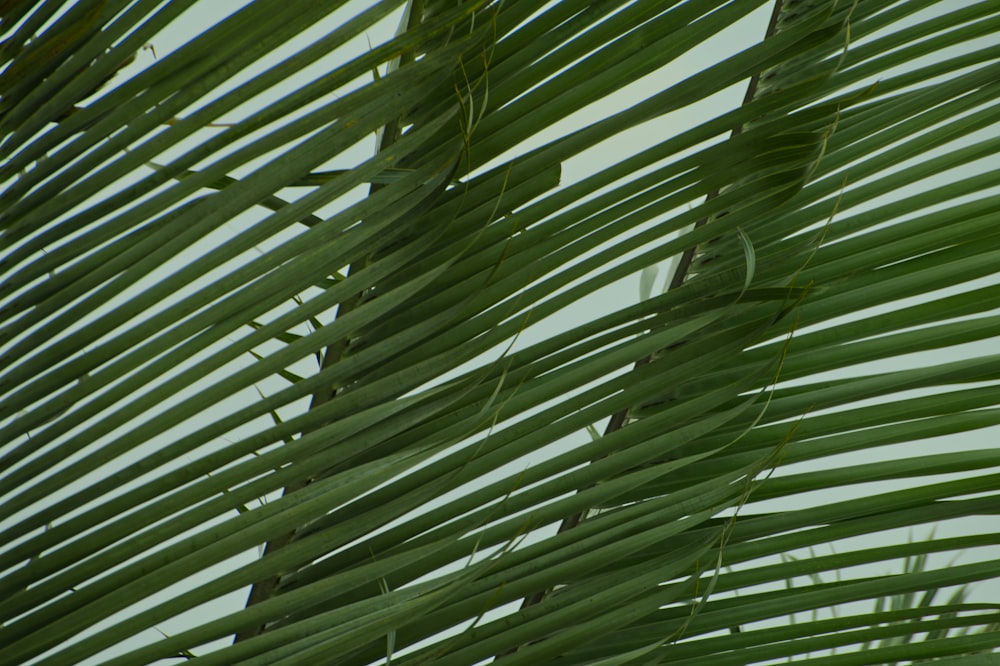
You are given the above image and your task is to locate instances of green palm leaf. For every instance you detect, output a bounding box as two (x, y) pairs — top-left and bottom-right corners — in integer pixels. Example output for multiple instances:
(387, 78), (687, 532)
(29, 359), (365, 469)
(2, 1), (999, 664)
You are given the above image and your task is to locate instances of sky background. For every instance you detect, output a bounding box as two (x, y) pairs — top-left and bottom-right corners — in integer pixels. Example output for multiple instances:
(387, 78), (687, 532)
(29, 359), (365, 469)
(4, 1), (1000, 663)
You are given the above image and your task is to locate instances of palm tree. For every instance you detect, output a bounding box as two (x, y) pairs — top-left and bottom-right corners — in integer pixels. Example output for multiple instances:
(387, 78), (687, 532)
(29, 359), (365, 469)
(3, 0), (1000, 663)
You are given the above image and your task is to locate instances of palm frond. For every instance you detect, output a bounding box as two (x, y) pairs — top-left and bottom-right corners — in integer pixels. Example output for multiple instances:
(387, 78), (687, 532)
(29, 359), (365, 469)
(2, 1), (1000, 664)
